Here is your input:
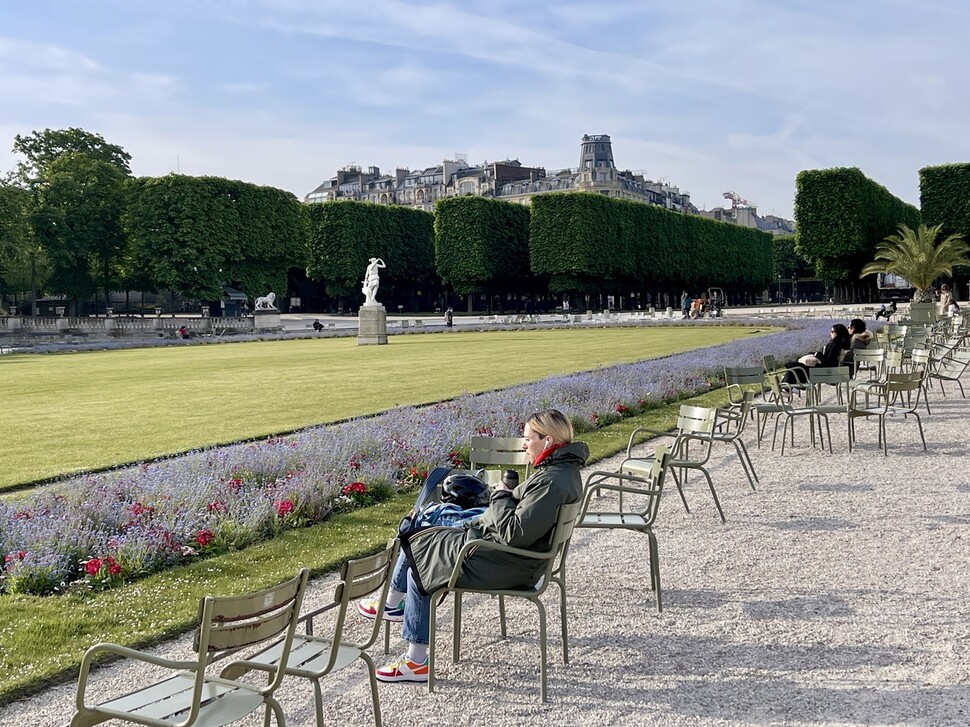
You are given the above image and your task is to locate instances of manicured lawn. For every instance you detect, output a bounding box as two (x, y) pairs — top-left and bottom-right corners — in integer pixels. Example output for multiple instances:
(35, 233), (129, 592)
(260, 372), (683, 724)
(0, 326), (765, 488)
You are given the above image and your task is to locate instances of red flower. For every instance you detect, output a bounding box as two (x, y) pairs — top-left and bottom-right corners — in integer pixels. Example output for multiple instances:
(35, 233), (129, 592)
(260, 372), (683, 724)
(207, 500), (227, 513)
(129, 502), (154, 518)
(84, 558), (102, 576)
(105, 556), (122, 576)
(4, 551), (27, 565)
(341, 482), (367, 496)
(227, 477), (244, 488)
(14, 510), (30, 520)
(275, 500), (295, 516)
(615, 404), (629, 414)
(195, 529), (214, 547)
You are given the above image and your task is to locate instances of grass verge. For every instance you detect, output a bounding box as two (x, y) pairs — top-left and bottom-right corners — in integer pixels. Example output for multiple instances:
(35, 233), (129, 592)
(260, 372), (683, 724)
(0, 387), (728, 705)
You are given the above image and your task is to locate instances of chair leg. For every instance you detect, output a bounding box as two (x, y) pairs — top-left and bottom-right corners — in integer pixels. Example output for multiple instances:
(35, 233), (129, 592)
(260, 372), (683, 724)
(648, 531), (662, 614)
(732, 439), (758, 490)
(428, 596), (439, 693)
(312, 678), (325, 727)
(266, 698), (286, 727)
(557, 580), (569, 664)
(668, 468), (691, 513)
(499, 594), (507, 638)
(454, 592), (464, 661)
(535, 599), (549, 702)
(359, 654), (383, 727)
(696, 467), (725, 523)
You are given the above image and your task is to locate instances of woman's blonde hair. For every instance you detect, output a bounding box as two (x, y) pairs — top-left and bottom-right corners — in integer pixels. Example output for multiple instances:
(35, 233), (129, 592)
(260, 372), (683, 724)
(941, 284), (950, 292)
(525, 409), (573, 445)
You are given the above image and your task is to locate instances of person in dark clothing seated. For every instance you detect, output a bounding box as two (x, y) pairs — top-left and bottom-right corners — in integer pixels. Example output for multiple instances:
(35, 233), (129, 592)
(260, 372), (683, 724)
(782, 323), (851, 388)
(841, 318), (872, 368)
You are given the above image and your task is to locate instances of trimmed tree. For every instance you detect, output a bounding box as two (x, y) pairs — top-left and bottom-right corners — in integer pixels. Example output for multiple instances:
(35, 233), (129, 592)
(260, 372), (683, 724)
(794, 167), (920, 303)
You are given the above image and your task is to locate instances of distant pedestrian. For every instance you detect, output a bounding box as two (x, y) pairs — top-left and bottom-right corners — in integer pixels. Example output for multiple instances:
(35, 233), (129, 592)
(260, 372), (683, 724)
(444, 308), (454, 328)
(681, 291), (691, 318)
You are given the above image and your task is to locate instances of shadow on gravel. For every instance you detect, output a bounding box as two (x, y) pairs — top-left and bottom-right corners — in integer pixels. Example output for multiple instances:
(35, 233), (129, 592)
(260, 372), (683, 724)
(768, 516), (858, 530)
(922, 513), (970, 525)
(798, 482), (874, 493)
(742, 594), (854, 619)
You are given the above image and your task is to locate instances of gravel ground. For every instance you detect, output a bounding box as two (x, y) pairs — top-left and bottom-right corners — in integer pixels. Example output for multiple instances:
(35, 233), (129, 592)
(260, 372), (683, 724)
(4, 383), (969, 727)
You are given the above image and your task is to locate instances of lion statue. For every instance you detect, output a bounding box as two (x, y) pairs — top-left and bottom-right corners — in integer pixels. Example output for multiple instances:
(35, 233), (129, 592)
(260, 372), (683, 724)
(254, 292), (277, 310)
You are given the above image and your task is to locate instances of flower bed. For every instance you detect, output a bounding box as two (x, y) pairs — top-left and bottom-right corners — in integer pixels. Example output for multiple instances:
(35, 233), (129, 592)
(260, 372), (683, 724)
(0, 319), (829, 596)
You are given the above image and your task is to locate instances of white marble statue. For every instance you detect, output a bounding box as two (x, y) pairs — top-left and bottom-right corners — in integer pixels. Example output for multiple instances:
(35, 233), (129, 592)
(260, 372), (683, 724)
(361, 257), (386, 307)
(254, 292), (277, 310)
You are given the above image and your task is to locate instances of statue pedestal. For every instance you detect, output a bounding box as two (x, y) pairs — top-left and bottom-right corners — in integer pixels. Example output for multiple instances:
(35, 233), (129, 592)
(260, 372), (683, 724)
(253, 310), (281, 330)
(358, 305), (388, 345)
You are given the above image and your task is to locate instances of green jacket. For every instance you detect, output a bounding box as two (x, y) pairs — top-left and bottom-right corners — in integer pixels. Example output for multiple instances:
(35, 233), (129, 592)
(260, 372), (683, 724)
(406, 441), (589, 595)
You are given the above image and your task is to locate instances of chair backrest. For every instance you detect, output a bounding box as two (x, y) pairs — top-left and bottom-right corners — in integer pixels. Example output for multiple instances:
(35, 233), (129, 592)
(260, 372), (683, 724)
(723, 366), (763, 407)
(313, 540), (399, 669)
(469, 436), (531, 484)
(885, 370), (924, 411)
(852, 348), (885, 379)
(808, 366), (850, 406)
(194, 568), (309, 699)
(677, 404), (718, 435)
(762, 354), (781, 373)
(637, 445), (670, 527)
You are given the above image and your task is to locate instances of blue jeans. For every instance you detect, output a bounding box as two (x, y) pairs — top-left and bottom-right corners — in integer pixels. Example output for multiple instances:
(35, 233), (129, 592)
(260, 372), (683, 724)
(400, 565), (431, 646)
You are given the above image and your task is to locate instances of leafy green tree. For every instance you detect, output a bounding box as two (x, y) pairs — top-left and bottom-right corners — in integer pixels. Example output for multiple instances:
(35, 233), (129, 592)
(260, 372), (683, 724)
(434, 196), (530, 300)
(860, 223), (969, 302)
(307, 201), (434, 309)
(125, 175), (307, 303)
(0, 183), (34, 302)
(773, 234), (813, 279)
(13, 127), (131, 183)
(29, 153), (128, 311)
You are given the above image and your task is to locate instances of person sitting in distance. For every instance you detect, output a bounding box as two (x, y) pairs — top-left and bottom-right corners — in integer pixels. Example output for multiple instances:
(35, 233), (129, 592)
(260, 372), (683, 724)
(312, 319), (324, 332)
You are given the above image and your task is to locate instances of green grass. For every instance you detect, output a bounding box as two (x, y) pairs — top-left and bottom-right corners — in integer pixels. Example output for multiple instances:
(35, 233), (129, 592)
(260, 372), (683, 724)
(0, 389), (728, 705)
(0, 326), (769, 489)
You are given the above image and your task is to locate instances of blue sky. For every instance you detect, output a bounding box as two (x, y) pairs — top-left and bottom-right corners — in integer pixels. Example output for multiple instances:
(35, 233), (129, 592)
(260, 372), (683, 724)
(2, 0), (967, 219)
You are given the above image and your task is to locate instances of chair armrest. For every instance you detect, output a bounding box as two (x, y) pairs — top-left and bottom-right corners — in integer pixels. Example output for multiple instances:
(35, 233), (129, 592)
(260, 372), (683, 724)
(582, 470), (658, 514)
(75, 642), (196, 711)
(625, 426), (673, 455)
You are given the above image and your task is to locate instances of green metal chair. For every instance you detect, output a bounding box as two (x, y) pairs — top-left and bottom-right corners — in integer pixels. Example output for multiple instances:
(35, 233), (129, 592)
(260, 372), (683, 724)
(848, 370), (927, 456)
(427, 501), (582, 702)
(579, 446), (671, 613)
(70, 569), (310, 727)
(765, 371), (833, 455)
(713, 390), (759, 490)
(220, 543), (399, 727)
(620, 404), (726, 522)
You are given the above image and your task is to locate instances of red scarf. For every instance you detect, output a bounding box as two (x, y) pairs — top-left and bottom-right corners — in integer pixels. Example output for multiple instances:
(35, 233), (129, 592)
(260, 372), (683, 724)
(531, 442), (566, 468)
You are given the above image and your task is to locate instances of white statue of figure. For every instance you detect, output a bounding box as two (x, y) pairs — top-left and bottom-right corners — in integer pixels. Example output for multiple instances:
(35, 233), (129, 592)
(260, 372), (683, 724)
(254, 292), (277, 310)
(362, 257), (386, 307)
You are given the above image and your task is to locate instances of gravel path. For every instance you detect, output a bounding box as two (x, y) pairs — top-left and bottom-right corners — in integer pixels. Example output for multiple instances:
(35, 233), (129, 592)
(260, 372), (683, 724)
(4, 383), (969, 726)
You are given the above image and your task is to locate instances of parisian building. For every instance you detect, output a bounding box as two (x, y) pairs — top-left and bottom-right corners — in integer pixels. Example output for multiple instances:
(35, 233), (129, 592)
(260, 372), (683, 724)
(305, 134), (695, 214)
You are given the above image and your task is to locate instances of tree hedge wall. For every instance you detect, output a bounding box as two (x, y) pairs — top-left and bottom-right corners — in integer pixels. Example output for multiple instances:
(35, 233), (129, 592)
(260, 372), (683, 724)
(794, 167), (920, 287)
(919, 163), (970, 239)
(306, 200), (434, 302)
(529, 192), (772, 294)
(433, 196), (531, 295)
(125, 175), (305, 300)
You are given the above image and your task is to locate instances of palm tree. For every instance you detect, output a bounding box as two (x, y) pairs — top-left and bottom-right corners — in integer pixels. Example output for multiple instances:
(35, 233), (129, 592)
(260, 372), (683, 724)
(861, 223), (969, 302)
